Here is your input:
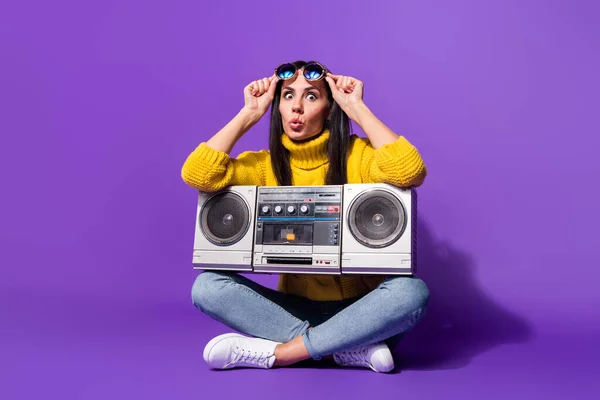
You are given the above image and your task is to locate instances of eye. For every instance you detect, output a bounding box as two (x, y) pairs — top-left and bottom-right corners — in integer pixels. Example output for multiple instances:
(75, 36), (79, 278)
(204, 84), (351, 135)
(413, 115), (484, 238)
(283, 92), (294, 100)
(306, 93), (318, 101)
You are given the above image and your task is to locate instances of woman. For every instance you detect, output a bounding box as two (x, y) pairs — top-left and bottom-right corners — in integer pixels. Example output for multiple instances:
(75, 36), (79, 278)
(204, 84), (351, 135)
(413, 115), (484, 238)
(181, 60), (429, 373)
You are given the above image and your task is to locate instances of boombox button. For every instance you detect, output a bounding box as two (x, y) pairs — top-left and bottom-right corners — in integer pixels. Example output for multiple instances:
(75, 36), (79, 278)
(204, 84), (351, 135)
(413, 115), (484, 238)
(324, 261), (331, 264)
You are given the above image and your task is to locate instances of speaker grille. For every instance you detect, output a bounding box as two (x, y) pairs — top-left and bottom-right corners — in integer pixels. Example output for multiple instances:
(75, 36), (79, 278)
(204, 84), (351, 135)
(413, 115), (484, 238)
(200, 192), (250, 246)
(347, 189), (407, 248)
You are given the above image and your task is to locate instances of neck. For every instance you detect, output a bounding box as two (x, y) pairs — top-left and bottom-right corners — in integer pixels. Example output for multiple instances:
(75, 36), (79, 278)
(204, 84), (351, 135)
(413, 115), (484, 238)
(281, 129), (330, 169)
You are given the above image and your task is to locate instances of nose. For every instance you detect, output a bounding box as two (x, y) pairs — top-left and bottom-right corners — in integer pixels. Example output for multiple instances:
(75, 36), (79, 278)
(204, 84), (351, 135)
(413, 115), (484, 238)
(292, 98), (303, 114)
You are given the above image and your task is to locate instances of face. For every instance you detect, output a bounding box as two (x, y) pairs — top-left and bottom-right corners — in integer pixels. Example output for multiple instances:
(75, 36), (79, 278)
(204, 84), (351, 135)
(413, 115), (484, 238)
(278, 71), (330, 141)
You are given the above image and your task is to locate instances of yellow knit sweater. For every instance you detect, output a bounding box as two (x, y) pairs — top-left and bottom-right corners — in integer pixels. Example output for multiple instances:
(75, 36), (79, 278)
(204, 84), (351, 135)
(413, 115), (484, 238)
(181, 129), (427, 301)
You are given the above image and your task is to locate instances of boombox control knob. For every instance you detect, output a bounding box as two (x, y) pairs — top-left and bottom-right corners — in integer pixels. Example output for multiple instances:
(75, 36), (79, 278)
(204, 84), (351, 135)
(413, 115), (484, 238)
(287, 205), (296, 214)
(274, 205), (283, 214)
(261, 205), (270, 214)
(300, 205), (309, 214)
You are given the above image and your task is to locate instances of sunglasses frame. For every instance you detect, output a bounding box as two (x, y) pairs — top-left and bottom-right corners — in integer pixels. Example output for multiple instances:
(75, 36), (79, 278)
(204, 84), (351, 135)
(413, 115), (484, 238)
(274, 62), (328, 82)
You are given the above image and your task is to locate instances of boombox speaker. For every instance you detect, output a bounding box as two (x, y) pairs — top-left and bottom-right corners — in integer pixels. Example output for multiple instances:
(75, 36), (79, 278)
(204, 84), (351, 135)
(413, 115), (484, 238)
(341, 183), (417, 275)
(192, 185), (257, 271)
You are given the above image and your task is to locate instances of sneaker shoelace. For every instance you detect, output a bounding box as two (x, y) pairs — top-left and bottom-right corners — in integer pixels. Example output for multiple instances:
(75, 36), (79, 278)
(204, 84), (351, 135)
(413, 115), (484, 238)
(336, 346), (371, 367)
(230, 345), (272, 368)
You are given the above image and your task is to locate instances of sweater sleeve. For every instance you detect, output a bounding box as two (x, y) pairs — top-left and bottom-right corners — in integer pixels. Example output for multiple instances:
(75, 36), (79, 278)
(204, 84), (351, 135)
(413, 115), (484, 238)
(354, 136), (427, 187)
(181, 143), (268, 191)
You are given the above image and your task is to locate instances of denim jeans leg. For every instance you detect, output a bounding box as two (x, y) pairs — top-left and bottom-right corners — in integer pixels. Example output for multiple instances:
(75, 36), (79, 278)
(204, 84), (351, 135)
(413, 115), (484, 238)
(191, 271), (312, 344)
(302, 275), (430, 360)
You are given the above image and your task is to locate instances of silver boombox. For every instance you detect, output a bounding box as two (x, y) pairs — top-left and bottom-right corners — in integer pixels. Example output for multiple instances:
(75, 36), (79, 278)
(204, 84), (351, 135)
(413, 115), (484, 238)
(191, 183), (417, 275)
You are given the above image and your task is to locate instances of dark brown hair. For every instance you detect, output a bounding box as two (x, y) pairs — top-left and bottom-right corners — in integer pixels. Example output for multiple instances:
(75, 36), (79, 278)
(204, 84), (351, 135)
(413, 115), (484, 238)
(269, 60), (351, 186)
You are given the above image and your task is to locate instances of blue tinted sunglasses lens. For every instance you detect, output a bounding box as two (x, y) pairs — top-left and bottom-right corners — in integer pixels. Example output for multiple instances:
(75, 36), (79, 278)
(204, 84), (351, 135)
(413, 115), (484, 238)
(277, 64), (296, 79)
(304, 64), (324, 80)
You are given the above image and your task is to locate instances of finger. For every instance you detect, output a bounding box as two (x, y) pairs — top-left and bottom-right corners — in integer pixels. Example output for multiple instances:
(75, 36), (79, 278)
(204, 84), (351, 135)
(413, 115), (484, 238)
(249, 82), (258, 96)
(345, 77), (356, 92)
(257, 79), (266, 94)
(328, 73), (343, 89)
(327, 76), (344, 94)
(263, 78), (270, 94)
(348, 76), (359, 88)
(332, 75), (342, 91)
(325, 76), (342, 97)
(246, 82), (258, 96)
(269, 73), (278, 82)
(267, 76), (279, 97)
(255, 79), (265, 95)
(325, 75), (337, 90)
(344, 77), (352, 92)
(262, 77), (272, 96)
(336, 76), (346, 92)
(352, 78), (363, 92)
(327, 73), (340, 80)
(344, 77), (353, 92)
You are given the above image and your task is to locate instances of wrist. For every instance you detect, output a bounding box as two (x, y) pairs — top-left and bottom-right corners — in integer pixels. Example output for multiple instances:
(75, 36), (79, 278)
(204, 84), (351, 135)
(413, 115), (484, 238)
(239, 107), (262, 127)
(347, 101), (370, 125)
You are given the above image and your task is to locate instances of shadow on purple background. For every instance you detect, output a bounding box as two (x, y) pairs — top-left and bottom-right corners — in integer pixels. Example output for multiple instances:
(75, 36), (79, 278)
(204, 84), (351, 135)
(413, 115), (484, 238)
(395, 219), (534, 370)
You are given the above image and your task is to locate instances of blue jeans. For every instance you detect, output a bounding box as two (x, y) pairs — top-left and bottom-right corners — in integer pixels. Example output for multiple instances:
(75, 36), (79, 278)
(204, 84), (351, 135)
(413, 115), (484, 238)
(191, 271), (429, 360)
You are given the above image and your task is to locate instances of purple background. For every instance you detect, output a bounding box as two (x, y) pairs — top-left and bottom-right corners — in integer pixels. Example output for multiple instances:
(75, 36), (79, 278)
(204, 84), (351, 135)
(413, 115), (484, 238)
(2, 0), (599, 398)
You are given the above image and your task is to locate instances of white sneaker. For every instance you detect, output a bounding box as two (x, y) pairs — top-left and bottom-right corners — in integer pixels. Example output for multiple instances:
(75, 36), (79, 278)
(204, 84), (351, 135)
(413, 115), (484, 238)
(203, 333), (281, 370)
(333, 341), (395, 373)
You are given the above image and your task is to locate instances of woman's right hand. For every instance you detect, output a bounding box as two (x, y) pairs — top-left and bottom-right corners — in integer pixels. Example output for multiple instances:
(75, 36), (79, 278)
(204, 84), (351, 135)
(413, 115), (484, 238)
(242, 74), (279, 119)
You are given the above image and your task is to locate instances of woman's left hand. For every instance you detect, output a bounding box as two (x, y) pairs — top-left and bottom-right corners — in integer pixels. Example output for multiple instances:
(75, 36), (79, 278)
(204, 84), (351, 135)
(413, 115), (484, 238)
(325, 73), (365, 120)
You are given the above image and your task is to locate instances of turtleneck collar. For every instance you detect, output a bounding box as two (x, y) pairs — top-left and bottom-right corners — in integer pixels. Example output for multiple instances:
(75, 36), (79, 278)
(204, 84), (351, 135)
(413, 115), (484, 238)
(281, 129), (330, 170)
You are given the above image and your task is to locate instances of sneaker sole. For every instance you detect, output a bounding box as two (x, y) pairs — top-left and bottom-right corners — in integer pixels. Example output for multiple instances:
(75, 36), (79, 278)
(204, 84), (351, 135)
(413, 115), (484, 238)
(371, 343), (395, 373)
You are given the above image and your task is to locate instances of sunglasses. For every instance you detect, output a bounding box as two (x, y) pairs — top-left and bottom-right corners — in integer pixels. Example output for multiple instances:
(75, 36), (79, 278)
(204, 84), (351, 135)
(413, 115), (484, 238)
(275, 62), (328, 81)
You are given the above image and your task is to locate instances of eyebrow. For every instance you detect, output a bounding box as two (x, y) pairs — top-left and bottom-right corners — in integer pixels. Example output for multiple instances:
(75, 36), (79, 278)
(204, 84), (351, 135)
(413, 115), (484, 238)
(282, 86), (320, 92)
